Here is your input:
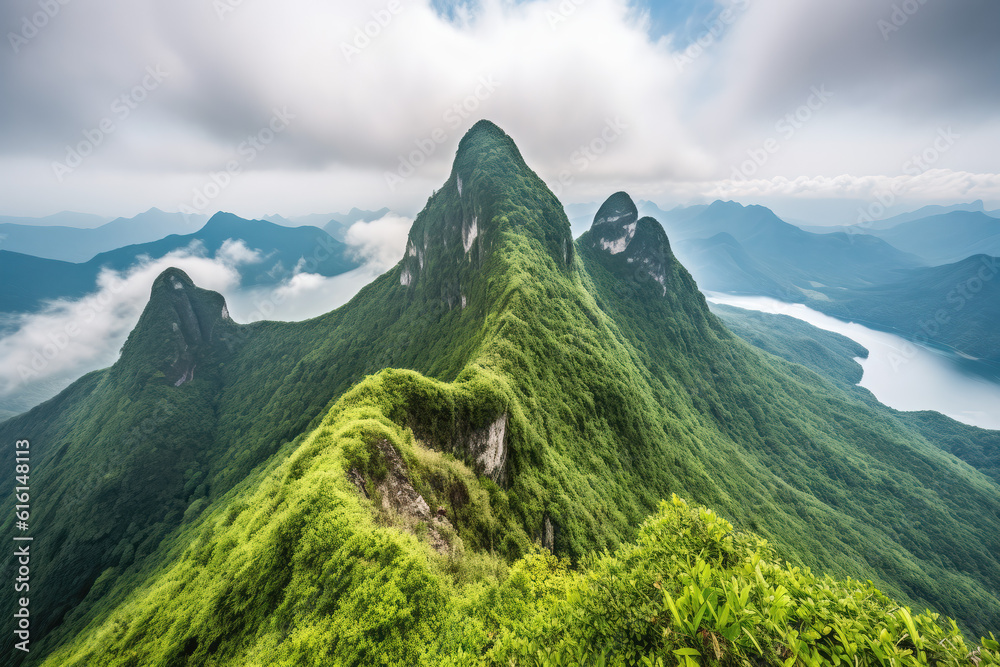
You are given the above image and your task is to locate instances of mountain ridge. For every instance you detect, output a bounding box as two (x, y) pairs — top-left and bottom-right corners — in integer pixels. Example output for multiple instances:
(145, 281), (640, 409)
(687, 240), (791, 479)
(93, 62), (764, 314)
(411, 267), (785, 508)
(2, 120), (999, 665)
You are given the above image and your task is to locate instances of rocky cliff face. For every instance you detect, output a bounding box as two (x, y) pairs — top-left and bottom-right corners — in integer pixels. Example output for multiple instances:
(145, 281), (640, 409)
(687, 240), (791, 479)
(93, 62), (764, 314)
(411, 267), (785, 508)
(587, 193), (676, 295)
(590, 190), (639, 255)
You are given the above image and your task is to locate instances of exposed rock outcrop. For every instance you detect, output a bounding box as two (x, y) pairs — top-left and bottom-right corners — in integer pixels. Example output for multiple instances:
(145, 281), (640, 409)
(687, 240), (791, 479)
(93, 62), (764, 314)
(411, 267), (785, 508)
(588, 193), (676, 295)
(353, 440), (455, 554)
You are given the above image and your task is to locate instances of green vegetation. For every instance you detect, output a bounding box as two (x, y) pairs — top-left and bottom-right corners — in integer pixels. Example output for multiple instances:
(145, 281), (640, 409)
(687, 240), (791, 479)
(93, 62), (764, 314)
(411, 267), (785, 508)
(487, 497), (1000, 667)
(711, 302), (1000, 487)
(708, 304), (868, 388)
(3, 120), (1000, 665)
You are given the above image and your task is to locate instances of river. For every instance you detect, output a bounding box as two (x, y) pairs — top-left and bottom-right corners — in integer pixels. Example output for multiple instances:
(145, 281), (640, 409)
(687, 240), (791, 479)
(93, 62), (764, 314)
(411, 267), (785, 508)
(705, 293), (1000, 430)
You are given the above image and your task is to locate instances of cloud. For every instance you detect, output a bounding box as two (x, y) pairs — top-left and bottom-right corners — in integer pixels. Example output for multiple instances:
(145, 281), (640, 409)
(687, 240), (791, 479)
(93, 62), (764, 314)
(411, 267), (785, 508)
(217, 237), (264, 265)
(0, 0), (997, 218)
(227, 264), (389, 324)
(344, 213), (414, 270)
(0, 234), (398, 414)
(699, 170), (1000, 203)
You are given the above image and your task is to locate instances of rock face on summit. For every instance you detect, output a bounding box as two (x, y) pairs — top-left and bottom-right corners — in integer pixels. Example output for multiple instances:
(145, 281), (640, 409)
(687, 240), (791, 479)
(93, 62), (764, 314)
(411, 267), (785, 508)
(587, 192), (675, 295)
(591, 191), (639, 254)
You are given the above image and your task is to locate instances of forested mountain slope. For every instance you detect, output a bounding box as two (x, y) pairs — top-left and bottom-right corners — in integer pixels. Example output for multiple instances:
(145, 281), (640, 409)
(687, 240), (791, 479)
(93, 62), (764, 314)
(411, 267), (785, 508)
(2, 121), (998, 665)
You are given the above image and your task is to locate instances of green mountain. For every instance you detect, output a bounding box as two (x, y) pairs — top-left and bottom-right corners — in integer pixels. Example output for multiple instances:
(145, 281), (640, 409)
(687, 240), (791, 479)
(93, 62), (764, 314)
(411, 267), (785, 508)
(2, 121), (999, 666)
(0, 212), (359, 316)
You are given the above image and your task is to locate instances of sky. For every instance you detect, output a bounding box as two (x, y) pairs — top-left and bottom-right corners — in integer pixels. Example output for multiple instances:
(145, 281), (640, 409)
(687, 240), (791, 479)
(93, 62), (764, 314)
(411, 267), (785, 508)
(1, 0), (999, 226)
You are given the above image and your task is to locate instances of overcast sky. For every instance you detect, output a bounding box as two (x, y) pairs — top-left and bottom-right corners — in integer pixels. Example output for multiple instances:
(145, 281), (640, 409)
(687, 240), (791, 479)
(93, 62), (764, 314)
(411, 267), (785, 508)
(1, 0), (998, 224)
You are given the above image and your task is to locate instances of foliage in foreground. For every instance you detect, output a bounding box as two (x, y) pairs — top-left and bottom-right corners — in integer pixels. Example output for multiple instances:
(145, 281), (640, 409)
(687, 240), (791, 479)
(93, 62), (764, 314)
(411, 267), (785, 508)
(450, 497), (1000, 667)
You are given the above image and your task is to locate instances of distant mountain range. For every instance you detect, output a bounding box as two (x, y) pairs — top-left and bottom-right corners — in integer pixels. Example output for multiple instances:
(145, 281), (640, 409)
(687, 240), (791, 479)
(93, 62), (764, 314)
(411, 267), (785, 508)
(0, 211), (113, 228)
(798, 200), (996, 233)
(658, 200), (921, 298)
(606, 199), (1000, 368)
(0, 212), (359, 315)
(860, 211), (1000, 265)
(0, 208), (207, 262)
(263, 207), (391, 241)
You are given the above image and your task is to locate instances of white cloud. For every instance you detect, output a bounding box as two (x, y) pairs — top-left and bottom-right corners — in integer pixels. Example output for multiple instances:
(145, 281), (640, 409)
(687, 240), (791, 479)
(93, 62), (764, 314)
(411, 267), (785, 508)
(227, 264), (389, 324)
(344, 213), (413, 270)
(669, 170), (1000, 204)
(0, 235), (395, 413)
(217, 238), (264, 265)
(0, 249), (242, 402)
(0, 0), (997, 220)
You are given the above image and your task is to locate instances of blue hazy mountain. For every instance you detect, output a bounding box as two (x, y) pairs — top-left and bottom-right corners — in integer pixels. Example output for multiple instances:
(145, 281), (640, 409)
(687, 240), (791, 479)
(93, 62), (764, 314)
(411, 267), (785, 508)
(659, 200), (921, 297)
(812, 253), (1000, 370)
(799, 201), (993, 234)
(263, 208), (392, 241)
(0, 211), (111, 228)
(0, 208), (207, 262)
(863, 211), (1000, 265)
(0, 212), (359, 315)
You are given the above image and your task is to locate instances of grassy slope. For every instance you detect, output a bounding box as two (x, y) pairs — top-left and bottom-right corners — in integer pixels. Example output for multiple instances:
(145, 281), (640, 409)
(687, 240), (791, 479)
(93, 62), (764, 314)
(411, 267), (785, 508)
(4, 122), (1000, 665)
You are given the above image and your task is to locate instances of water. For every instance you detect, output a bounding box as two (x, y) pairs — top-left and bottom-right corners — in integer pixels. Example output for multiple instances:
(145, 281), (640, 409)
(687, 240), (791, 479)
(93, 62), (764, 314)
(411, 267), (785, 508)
(705, 293), (1000, 431)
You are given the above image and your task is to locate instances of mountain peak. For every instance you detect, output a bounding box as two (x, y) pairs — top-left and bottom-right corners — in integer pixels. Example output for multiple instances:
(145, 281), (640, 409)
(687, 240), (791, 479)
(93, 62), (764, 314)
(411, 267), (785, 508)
(118, 267), (239, 387)
(451, 120), (528, 179)
(397, 120), (574, 302)
(590, 192), (639, 253)
(585, 192), (678, 295)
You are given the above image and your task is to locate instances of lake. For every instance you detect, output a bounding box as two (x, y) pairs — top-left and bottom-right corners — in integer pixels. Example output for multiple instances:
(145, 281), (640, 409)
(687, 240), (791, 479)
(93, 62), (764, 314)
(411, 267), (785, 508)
(705, 293), (1000, 431)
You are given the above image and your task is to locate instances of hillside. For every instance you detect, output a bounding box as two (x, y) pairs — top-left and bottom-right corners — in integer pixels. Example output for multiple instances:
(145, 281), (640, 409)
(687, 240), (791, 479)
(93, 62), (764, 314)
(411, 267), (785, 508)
(709, 303), (868, 388)
(2, 121), (999, 665)
(711, 303), (1000, 486)
(0, 213), (359, 315)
